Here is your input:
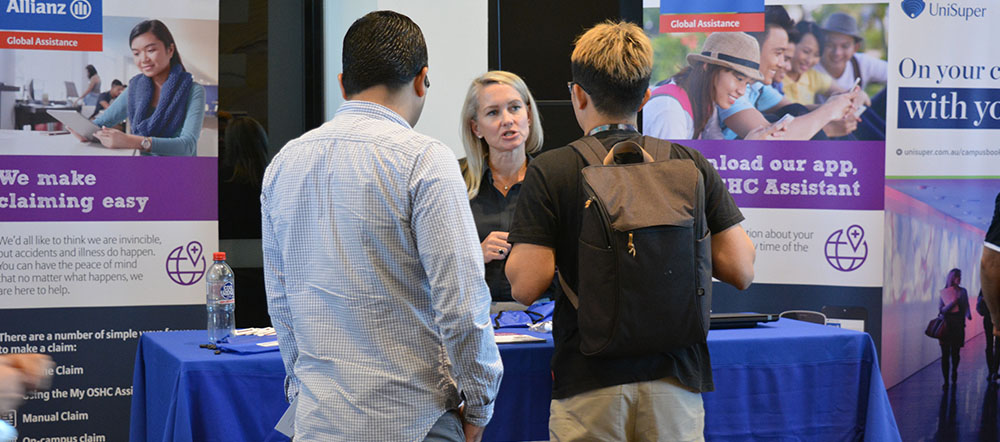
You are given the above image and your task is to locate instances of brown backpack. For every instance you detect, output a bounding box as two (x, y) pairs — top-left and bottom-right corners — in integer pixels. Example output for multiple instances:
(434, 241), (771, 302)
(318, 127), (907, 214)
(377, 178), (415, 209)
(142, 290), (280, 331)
(560, 135), (711, 358)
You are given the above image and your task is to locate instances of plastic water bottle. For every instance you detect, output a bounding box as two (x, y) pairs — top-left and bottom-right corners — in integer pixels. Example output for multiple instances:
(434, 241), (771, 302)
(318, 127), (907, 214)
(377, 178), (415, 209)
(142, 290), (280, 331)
(0, 421), (16, 442)
(206, 252), (236, 343)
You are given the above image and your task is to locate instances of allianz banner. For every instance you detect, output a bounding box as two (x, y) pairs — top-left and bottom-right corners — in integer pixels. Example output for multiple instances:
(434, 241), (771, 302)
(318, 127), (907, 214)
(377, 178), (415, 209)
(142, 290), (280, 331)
(0, 0), (218, 439)
(1, 0), (103, 51)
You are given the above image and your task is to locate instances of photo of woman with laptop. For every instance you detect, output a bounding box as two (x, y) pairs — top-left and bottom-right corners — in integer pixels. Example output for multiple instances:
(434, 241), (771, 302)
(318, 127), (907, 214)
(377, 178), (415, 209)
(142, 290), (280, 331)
(69, 19), (205, 156)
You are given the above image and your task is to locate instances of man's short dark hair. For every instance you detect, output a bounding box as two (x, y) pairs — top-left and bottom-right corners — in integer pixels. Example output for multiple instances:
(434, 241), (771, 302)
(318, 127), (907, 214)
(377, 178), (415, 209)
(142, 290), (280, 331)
(748, 6), (794, 46)
(111, 79), (124, 88)
(341, 11), (428, 96)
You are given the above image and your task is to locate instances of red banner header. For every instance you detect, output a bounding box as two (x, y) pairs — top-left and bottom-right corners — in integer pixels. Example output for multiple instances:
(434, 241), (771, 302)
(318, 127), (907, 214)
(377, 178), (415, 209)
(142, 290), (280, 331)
(660, 13), (764, 33)
(0, 31), (102, 51)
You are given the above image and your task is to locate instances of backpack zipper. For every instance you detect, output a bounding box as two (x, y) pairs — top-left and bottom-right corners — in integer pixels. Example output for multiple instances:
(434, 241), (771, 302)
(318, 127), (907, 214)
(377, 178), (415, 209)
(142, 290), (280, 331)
(583, 189), (614, 248)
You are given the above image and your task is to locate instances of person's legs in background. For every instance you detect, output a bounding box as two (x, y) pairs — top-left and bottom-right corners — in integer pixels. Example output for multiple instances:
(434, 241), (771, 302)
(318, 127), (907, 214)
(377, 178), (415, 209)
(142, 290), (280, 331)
(941, 342), (952, 389)
(950, 344), (961, 384)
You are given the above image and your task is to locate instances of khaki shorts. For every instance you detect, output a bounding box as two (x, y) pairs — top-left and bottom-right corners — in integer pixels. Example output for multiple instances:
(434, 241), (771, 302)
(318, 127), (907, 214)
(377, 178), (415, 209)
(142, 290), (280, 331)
(549, 376), (705, 442)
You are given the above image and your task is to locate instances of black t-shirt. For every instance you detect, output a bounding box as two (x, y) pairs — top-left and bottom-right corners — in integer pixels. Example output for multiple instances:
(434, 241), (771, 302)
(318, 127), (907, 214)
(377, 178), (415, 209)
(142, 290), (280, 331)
(469, 165), (523, 302)
(466, 158), (558, 302)
(508, 129), (745, 399)
(987, 191), (1000, 249)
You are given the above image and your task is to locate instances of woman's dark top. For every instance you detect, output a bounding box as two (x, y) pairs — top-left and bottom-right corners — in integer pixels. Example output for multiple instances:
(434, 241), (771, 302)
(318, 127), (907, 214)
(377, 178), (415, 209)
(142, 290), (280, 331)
(467, 161), (524, 302)
(939, 287), (970, 347)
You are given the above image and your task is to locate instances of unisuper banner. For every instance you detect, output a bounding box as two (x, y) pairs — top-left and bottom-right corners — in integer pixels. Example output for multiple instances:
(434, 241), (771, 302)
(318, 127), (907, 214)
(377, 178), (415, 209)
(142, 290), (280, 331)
(0, 0), (218, 439)
(881, 0), (1000, 390)
(887, 0), (1000, 176)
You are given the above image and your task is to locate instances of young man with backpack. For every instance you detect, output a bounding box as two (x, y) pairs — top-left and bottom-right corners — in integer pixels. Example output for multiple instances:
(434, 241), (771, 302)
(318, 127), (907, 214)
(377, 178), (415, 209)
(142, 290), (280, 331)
(506, 21), (755, 441)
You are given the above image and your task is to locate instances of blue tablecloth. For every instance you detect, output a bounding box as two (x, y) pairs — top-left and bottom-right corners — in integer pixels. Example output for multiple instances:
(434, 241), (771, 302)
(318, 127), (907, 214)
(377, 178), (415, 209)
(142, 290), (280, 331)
(704, 319), (900, 442)
(130, 319), (899, 442)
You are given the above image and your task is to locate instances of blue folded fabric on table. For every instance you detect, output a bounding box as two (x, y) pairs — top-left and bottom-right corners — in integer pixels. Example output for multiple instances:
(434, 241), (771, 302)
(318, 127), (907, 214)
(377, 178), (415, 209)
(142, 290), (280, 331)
(491, 301), (555, 328)
(215, 335), (280, 354)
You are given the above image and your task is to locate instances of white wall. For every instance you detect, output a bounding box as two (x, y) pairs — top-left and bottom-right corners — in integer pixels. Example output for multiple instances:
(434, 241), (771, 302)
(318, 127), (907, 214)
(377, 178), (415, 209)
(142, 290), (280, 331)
(323, 0), (488, 158)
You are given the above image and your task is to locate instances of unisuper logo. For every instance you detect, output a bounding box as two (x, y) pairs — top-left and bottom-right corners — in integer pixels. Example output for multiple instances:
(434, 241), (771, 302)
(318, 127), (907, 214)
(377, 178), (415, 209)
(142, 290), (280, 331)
(5, 0), (91, 19)
(903, 2), (988, 20)
(901, 0), (925, 18)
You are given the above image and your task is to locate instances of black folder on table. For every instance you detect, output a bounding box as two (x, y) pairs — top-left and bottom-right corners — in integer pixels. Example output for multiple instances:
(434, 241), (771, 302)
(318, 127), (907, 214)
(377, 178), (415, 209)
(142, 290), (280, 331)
(709, 313), (779, 330)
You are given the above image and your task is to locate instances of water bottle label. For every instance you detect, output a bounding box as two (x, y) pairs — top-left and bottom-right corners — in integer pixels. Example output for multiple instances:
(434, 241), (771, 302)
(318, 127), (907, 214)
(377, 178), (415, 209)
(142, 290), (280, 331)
(219, 281), (235, 304)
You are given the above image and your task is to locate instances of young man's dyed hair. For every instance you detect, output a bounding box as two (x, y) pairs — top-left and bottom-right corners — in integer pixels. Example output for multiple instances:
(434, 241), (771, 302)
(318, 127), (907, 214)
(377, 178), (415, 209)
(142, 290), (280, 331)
(570, 21), (653, 118)
(341, 11), (427, 96)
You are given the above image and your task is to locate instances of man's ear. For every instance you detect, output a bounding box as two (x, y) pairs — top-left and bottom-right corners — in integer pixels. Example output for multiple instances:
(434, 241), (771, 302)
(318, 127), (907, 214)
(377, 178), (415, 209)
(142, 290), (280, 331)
(414, 66), (429, 98)
(638, 88), (652, 112)
(338, 73), (347, 100)
(571, 83), (588, 111)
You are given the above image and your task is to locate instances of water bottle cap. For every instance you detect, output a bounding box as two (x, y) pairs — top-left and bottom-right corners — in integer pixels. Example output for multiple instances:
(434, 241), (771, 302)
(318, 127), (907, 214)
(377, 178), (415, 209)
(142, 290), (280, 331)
(213, 252), (226, 261)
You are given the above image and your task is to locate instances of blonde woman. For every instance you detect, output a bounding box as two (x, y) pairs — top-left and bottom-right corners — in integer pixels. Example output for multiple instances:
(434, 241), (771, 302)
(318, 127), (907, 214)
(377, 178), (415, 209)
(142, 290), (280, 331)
(460, 70), (544, 302)
(939, 268), (971, 389)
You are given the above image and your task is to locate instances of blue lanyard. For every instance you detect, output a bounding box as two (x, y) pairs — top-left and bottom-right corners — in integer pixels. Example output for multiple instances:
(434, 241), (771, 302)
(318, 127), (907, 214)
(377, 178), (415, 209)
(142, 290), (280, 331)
(588, 123), (638, 136)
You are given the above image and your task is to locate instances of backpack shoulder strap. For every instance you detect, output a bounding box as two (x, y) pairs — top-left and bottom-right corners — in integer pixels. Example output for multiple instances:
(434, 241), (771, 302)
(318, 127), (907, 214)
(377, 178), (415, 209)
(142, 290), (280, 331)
(650, 83), (694, 120)
(557, 271), (579, 309)
(850, 55), (863, 87)
(568, 136), (608, 167)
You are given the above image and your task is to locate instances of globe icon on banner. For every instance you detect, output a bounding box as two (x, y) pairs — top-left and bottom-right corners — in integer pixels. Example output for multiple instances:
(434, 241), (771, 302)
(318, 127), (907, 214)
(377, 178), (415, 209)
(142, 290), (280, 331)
(166, 241), (206, 285)
(824, 225), (867, 272)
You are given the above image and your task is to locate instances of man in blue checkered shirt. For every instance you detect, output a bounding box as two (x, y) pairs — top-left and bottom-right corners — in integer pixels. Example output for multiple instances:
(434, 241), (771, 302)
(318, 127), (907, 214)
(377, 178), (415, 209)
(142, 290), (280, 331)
(261, 11), (502, 442)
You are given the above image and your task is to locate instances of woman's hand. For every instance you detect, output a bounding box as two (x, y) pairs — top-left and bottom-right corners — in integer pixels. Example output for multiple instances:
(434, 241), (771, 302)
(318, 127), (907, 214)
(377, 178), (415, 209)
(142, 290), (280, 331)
(67, 127), (89, 143)
(93, 127), (139, 149)
(481, 231), (511, 264)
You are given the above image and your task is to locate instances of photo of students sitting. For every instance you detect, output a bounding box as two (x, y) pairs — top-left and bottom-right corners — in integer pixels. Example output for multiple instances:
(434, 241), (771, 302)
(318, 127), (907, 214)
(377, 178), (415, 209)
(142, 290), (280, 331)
(642, 32), (786, 141)
(642, 6), (865, 141)
(76, 19), (206, 156)
(716, 6), (861, 141)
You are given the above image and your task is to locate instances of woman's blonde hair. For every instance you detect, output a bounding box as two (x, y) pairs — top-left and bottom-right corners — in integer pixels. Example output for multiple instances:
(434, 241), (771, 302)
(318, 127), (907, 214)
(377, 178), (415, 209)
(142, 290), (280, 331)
(460, 70), (543, 199)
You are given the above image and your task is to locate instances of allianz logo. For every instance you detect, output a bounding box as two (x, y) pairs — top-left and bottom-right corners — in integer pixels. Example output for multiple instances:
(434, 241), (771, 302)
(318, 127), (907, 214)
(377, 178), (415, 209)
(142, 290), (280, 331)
(901, 0), (987, 20)
(5, 0), (92, 20)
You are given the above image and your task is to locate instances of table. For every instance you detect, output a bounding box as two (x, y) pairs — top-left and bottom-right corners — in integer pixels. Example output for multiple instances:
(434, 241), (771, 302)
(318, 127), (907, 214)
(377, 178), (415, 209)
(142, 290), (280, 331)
(130, 319), (900, 442)
(0, 129), (134, 156)
(14, 100), (81, 129)
(704, 319), (899, 442)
